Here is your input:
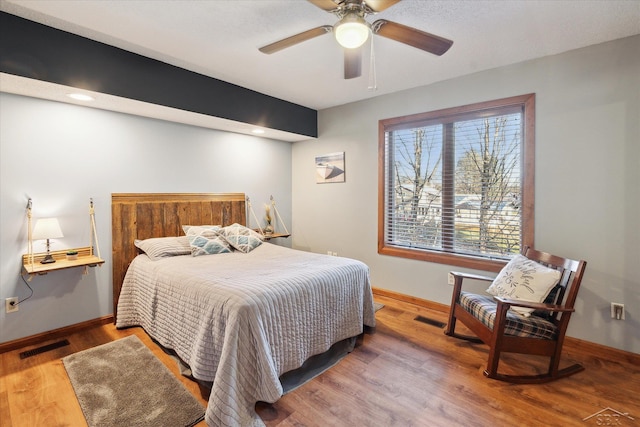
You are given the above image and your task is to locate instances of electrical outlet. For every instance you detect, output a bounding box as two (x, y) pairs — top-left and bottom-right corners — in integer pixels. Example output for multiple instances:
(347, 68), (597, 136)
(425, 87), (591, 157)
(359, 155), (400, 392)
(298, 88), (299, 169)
(327, 251), (332, 256)
(5, 297), (18, 313)
(332, 252), (338, 256)
(448, 273), (455, 285)
(611, 303), (625, 320)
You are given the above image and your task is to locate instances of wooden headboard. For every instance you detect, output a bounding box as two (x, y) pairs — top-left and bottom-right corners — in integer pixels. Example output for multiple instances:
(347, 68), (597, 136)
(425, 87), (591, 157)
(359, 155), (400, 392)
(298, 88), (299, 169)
(111, 193), (246, 319)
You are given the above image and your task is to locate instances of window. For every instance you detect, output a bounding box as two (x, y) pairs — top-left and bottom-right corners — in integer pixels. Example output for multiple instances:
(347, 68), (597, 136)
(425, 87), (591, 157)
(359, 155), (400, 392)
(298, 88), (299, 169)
(378, 94), (535, 271)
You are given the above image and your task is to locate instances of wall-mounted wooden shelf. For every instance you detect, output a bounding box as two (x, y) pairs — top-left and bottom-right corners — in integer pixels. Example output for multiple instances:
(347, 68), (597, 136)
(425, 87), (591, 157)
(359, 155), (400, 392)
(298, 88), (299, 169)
(22, 246), (104, 276)
(253, 230), (291, 241)
(262, 233), (290, 241)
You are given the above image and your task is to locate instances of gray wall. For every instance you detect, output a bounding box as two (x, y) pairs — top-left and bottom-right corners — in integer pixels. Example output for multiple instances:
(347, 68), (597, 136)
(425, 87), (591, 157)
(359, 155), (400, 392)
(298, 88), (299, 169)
(0, 94), (292, 344)
(2, 35), (638, 354)
(292, 35), (640, 353)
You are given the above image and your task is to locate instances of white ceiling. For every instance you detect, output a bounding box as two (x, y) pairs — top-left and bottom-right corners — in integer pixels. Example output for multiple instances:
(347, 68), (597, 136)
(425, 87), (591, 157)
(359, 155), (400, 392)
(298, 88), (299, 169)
(1, 0), (639, 139)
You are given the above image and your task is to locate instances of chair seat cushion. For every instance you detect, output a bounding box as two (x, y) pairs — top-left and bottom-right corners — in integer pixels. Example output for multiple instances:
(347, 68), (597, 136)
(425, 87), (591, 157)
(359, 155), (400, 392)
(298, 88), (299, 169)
(460, 292), (558, 340)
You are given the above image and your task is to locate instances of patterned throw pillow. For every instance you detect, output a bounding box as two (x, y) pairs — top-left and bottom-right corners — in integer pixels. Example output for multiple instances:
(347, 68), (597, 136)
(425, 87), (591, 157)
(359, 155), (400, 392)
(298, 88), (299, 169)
(182, 225), (221, 236)
(187, 234), (231, 256)
(219, 223), (264, 253)
(486, 254), (561, 317)
(182, 225), (231, 256)
(134, 236), (191, 260)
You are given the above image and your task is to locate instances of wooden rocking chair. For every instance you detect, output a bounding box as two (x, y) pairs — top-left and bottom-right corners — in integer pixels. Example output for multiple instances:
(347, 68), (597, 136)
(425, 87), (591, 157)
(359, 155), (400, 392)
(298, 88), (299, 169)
(444, 246), (587, 383)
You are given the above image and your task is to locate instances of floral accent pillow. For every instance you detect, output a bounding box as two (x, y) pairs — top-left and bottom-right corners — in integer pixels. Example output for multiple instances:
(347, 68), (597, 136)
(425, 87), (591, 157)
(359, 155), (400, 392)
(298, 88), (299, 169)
(486, 254), (561, 317)
(219, 223), (264, 253)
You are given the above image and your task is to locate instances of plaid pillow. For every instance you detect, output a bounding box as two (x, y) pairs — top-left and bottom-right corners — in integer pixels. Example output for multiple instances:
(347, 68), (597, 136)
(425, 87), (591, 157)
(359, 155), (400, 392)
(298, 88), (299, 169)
(460, 292), (557, 340)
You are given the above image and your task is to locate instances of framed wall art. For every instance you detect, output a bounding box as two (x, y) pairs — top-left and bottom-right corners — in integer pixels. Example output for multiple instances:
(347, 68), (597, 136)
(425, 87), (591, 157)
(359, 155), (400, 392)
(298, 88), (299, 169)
(315, 152), (345, 183)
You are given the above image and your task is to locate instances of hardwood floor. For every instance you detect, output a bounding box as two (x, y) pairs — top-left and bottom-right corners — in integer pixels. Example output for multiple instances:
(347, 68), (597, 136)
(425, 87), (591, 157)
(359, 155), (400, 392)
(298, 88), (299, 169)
(2, 295), (638, 426)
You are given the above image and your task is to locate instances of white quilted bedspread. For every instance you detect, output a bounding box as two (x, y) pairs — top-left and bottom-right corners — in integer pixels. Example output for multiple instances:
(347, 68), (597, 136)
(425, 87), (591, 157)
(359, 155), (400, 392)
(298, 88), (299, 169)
(116, 243), (376, 426)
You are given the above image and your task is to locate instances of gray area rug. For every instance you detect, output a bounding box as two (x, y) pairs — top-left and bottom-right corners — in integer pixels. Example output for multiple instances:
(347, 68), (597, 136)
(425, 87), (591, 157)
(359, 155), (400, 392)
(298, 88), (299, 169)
(63, 335), (205, 427)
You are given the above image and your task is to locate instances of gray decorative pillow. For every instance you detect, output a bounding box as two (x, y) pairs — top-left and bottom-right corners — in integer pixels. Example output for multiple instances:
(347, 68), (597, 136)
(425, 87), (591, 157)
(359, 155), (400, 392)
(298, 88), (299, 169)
(219, 223), (264, 253)
(486, 254), (561, 317)
(134, 236), (191, 261)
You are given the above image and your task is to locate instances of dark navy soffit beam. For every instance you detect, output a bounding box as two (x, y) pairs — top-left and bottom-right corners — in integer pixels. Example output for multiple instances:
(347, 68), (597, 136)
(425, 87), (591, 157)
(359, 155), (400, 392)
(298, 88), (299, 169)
(0, 12), (317, 138)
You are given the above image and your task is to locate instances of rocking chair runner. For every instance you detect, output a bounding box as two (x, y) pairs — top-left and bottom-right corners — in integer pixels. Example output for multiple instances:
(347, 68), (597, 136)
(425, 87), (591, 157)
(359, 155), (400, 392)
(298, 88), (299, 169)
(445, 246), (587, 383)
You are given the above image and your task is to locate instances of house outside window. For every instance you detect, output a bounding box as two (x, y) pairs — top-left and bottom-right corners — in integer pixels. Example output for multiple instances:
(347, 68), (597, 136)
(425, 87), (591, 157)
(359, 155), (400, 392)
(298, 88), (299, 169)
(378, 94), (535, 271)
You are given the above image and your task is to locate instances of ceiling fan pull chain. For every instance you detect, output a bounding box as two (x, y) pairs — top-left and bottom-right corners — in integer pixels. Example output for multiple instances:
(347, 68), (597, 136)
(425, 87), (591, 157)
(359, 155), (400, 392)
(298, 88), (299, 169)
(368, 32), (377, 91)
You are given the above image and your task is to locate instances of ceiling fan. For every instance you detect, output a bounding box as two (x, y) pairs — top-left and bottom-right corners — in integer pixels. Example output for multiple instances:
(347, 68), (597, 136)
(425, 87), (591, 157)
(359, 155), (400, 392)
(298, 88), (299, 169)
(258, 0), (453, 80)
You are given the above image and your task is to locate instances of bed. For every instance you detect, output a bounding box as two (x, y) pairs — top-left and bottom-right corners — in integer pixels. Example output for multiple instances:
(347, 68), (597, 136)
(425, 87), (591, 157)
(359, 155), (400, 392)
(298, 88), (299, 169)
(111, 193), (376, 427)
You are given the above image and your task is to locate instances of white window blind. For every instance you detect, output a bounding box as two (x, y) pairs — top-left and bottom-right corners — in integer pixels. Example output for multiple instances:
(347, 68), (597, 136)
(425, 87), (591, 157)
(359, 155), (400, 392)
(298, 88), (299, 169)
(380, 96), (533, 265)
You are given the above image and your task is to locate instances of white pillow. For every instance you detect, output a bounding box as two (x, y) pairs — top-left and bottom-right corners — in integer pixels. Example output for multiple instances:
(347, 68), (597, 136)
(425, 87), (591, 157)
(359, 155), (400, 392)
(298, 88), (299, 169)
(486, 254), (561, 317)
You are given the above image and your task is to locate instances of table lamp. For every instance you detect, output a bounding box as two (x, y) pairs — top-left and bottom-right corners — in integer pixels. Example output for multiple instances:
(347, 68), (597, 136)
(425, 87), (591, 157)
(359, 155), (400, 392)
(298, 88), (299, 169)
(32, 218), (64, 264)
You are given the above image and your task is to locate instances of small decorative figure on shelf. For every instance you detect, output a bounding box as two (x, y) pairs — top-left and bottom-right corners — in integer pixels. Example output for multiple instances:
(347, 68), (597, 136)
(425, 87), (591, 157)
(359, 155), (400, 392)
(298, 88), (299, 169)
(66, 250), (78, 261)
(246, 195), (290, 240)
(264, 204), (274, 236)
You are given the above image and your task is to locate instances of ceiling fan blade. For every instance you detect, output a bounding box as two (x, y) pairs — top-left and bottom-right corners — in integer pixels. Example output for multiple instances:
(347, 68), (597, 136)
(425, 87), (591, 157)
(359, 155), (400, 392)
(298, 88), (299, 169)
(344, 47), (362, 79)
(307, 0), (340, 12)
(308, 0), (401, 13)
(259, 26), (333, 54)
(372, 19), (453, 56)
(365, 0), (402, 12)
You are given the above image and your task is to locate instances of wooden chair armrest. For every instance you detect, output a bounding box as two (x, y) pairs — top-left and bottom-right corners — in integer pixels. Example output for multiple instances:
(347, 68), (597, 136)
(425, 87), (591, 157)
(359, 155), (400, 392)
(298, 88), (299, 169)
(493, 297), (575, 313)
(449, 271), (496, 306)
(450, 271), (495, 282)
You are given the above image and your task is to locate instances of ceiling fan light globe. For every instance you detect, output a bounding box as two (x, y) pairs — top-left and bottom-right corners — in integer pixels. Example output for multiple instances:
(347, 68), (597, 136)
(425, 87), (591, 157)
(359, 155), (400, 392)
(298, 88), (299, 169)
(334, 15), (370, 49)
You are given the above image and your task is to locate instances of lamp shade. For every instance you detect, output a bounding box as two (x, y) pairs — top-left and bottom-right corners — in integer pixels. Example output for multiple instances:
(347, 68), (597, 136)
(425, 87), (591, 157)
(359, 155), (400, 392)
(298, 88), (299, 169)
(334, 13), (370, 49)
(32, 218), (64, 240)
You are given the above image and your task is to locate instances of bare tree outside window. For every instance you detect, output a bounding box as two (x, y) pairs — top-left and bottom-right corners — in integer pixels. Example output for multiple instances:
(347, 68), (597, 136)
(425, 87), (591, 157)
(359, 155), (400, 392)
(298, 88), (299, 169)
(391, 127), (442, 247)
(453, 115), (521, 255)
